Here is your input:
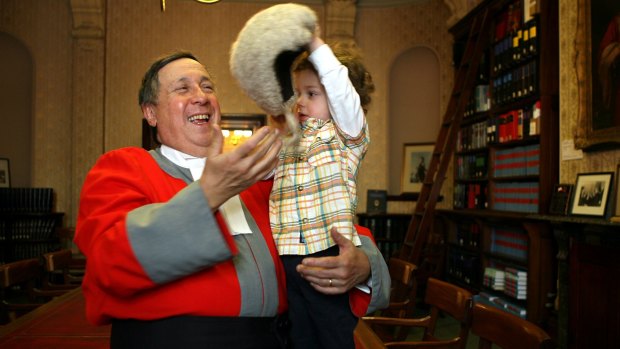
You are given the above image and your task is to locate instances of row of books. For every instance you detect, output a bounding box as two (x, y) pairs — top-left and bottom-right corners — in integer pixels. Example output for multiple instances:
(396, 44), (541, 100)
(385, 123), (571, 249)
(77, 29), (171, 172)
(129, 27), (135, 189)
(483, 267), (506, 291)
(454, 183), (488, 210)
(0, 216), (60, 241)
(455, 221), (481, 248)
(490, 225), (529, 261)
(456, 154), (488, 180)
(483, 266), (528, 300)
(0, 188), (55, 212)
(375, 240), (402, 261)
(492, 144), (540, 178)
(462, 85), (491, 118)
(0, 241), (61, 265)
(493, 17), (539, 75)
(457, 120), (488, 151)
(491, 181), (539, 213)
(487, 101), (541, 144)
(357, 215), (411, 260)
(505, 267), (528, 300)
(492, 60), (538, 107)
(446, 248), (480, 286)
(475, 292), (527, 319)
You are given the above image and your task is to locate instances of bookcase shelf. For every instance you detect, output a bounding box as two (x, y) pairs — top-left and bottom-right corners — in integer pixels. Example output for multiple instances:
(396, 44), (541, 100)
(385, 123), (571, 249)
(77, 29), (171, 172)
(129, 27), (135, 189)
(0, 189), (65, 264)
(356, 213), (412, 260)
(442, 0), (558, 331)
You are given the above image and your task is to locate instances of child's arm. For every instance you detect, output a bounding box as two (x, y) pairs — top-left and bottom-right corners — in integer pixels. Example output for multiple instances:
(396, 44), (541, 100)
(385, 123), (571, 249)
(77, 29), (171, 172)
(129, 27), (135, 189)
(307, 35), (365, 138)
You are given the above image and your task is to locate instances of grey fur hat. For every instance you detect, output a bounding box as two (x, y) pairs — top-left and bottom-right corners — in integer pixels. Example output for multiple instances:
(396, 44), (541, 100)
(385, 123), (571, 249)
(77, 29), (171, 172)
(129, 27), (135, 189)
(230, 3), (318, 142)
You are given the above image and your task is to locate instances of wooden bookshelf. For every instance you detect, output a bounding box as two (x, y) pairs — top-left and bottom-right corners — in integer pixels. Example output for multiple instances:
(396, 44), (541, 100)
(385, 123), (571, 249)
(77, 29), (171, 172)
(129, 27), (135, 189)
(440, 0), (559, 332)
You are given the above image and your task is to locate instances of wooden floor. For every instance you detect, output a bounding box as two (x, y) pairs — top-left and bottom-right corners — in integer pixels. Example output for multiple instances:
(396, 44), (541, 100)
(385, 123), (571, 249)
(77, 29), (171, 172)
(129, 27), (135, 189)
(0, 288), (110, 348)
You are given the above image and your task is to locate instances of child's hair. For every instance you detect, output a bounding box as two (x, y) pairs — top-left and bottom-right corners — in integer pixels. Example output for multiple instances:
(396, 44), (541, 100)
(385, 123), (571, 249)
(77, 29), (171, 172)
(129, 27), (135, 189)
(293, 42), (375, 113)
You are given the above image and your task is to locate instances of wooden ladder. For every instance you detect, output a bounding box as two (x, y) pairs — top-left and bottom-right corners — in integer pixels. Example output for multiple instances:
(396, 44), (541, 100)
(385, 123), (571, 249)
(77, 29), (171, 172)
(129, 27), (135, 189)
(398, 8), (491, 265)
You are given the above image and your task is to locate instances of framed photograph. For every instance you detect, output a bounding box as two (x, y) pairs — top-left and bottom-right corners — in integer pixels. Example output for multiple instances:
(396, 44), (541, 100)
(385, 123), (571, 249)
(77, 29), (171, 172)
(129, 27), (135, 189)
(0, 158), (10, 188)
(220, 114), (266, 152)
(570, 172), (614, 217)
(613, 164), (620, 221)
(366, 189), (387, 215)
(400, 143), (433, 194)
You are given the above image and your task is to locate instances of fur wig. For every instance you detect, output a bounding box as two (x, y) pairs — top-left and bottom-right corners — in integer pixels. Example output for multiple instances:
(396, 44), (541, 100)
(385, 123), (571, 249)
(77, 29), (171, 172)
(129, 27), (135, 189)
(230, 3), (318, 144)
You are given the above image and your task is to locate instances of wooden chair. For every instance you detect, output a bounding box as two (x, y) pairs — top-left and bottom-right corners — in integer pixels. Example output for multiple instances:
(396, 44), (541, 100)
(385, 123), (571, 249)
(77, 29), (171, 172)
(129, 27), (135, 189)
(42, 249), (83, 290)
(365, 257), (419, 342)
(363, 277), (473, 349)
(471, 302), (553, 349)
(0, 258), (66, 324)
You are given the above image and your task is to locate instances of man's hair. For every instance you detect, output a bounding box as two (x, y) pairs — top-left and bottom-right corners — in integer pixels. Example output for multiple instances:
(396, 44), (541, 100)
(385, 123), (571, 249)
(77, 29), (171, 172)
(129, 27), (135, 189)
(138, 51), (200, 107)
(138, 51), (201, 147)
(293, 42), (375, 113)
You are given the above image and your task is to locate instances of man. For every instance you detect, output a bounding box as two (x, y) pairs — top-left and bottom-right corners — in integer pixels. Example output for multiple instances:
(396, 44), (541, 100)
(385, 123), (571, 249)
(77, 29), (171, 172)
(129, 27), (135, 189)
(74, 51), (389, 348)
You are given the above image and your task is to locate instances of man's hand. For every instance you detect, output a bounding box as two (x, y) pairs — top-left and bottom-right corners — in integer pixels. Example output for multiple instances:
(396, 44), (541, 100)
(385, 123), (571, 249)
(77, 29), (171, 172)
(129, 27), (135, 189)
(297, 227), (371, 295)
(200, 126), (282, 210)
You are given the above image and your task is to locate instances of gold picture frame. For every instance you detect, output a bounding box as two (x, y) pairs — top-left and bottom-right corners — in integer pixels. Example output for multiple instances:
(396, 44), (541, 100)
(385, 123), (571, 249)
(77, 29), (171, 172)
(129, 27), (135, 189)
(400, 143), (433, 194)
(574, 0), (620, 151)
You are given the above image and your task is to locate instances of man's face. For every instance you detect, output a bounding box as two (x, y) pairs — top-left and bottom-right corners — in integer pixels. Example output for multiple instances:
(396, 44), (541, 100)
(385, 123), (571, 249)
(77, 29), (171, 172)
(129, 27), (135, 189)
(143, 58), (221, 157)
(294, 69), (330, 123)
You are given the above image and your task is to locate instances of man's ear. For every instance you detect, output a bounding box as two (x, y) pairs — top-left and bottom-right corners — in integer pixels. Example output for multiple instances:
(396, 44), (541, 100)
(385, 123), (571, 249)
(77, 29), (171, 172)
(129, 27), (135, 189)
(142, 104), (157, 127)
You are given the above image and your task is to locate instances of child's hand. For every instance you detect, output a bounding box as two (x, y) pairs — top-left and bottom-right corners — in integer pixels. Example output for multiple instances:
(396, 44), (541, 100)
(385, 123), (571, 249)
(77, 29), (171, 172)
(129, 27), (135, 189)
(309, 25), (324, 52)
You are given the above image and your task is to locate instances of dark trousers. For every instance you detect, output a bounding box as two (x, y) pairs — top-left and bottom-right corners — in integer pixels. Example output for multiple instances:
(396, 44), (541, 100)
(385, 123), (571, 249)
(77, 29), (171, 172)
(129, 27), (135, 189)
(111, 314), (290, 349)
(281, 246), (358, 349)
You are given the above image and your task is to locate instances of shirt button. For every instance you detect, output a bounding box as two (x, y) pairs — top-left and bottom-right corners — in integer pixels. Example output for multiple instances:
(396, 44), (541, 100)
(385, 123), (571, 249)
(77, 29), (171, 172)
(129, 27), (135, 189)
(302, 218), (309, 224)
(297, 186), (303, 191)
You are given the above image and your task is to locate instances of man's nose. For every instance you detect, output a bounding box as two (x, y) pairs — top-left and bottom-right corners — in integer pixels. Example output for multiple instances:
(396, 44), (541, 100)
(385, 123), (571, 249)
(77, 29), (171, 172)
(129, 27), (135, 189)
(192, 87), (208, 103)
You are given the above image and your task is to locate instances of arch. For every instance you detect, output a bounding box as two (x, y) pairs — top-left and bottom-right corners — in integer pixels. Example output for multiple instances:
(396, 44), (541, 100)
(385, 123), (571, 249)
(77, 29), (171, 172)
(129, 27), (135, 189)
(0, 32), (34, 187)
(388, 46), (440, 194)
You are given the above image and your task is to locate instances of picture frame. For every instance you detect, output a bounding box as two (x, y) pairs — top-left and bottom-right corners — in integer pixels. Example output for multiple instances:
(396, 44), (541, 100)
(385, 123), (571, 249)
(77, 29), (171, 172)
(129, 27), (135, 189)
(141, 114), (266, 151)
(366, 189), (387, 215)
(220, 114), (266, 152)
(574, 0), (620, 151)
(0, 158), (10, 188)
(400, 143), (433, 194)
(570, 172), (614, 217)
(612, 164), (620, 222)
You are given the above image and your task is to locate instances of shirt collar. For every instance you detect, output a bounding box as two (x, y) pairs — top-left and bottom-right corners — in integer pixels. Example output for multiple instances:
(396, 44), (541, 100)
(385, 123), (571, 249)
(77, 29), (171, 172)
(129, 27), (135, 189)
(160, 145), (206, 181)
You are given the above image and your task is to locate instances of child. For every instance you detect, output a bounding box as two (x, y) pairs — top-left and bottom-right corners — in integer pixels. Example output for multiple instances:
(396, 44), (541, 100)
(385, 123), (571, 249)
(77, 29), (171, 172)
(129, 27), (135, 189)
(269, 31), (375, 349)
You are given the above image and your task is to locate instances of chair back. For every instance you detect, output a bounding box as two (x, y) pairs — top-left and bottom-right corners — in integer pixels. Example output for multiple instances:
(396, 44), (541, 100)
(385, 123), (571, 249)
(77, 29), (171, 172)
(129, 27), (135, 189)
(42, 249), (83, 289)
(386, 257), (418, 318)
(0, 258), (40, 288)
(419, 277), (473, 346)
(471, 302), (552, 349)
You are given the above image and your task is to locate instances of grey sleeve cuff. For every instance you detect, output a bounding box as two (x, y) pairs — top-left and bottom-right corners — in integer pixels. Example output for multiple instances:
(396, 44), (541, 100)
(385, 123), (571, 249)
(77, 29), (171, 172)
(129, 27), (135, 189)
(358, 235), (391, 314)
(126, 181), (233, 284)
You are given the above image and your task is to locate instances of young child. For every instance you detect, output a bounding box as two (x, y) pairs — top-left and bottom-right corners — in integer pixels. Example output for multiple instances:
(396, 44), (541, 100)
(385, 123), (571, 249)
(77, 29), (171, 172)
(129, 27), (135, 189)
(269, 31), (375, 349)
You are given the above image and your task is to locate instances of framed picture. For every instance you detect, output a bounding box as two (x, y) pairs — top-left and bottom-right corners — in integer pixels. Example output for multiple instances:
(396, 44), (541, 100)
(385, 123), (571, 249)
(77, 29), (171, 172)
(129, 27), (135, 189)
(570, 172), (614, 217)
(613, 164), (620, 221)
(141, 114), (266, 151)
(574, 0), (620, 150)
(400, 143), (433, 194)
(366, 189), (387, 215)
(220, 114), (266, 152)
(0, 158), (10, 188)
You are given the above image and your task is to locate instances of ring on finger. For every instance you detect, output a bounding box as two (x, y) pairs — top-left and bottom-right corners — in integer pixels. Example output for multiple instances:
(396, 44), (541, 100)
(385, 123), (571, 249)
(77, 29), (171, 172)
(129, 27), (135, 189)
(329, 279), (333, 287)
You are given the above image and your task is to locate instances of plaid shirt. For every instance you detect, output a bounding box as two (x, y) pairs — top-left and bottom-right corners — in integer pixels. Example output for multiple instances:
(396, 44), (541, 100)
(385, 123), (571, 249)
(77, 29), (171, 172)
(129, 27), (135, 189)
(270, 118), (368, 255)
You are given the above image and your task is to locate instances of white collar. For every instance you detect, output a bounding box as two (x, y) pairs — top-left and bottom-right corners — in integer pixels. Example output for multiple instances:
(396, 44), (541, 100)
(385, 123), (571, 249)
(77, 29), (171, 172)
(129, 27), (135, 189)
(159, 144), (251, 236)
(160, 145), (206, 181)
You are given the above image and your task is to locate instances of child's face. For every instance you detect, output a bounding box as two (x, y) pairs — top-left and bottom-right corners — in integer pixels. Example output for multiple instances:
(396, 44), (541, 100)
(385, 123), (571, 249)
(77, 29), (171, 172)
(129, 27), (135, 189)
(293, 69), (330, 122)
